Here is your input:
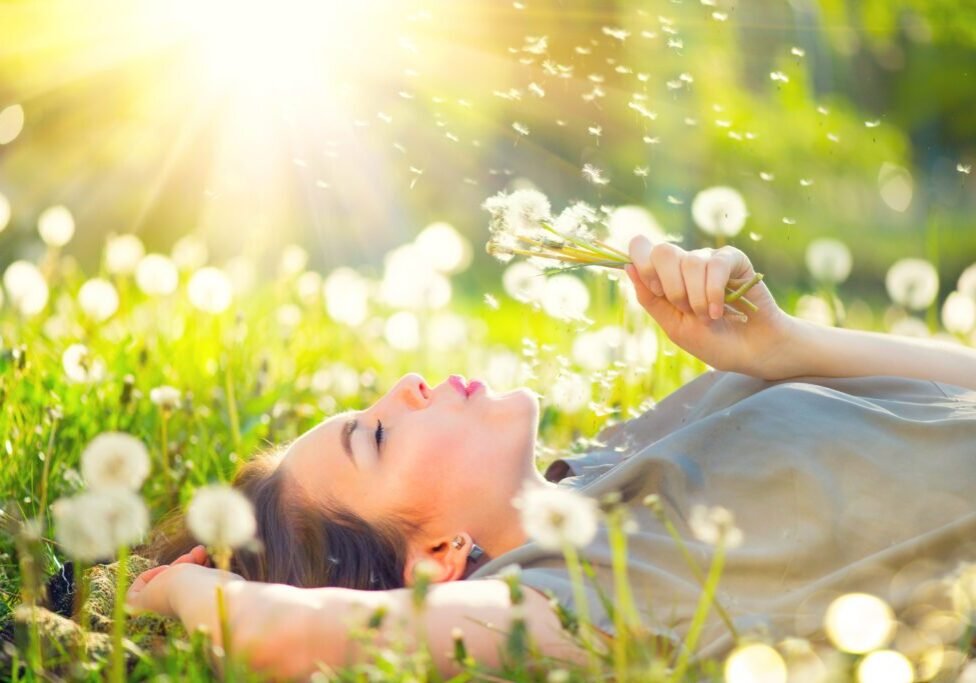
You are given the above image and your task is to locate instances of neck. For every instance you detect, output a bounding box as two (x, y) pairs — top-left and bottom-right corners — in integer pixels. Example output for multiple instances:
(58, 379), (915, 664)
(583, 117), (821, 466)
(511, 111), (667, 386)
(467, 472), (557, 571)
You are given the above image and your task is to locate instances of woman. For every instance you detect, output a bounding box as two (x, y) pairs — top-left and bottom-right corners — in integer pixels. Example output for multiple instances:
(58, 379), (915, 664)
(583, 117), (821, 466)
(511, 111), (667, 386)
(128, 236), (976, 679)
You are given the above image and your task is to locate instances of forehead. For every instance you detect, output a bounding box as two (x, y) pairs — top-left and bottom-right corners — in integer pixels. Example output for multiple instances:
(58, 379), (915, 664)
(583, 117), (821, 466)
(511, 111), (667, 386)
(281, 413), (360, 499)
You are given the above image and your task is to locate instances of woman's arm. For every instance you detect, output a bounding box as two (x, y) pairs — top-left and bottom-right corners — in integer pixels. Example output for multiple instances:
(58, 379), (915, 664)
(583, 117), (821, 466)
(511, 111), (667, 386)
(625, 236), (976, 390)
(127, 563), (589, 679)
(765, 317), (976, 391)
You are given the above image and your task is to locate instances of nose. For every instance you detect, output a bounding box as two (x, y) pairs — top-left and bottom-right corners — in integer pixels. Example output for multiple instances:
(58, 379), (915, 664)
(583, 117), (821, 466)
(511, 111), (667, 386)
(386, 373), (430, 410)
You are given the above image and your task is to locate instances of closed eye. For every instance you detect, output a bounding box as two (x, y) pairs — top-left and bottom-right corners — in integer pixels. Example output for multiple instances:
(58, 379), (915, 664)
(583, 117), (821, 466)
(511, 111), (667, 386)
(375, 420), (384, 453)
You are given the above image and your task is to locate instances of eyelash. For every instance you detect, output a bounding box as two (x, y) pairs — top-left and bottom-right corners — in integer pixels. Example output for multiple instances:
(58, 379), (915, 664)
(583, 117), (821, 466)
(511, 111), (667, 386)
(375, 420), (385, 450)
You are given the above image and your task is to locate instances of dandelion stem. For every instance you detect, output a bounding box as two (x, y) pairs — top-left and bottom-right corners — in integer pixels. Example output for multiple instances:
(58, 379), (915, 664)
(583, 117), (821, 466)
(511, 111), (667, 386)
(540, 221), (628, 262)
(160, 411), (171, 487)
(74, 559), (90, 665)
(669, 539), (727, 683)
(110, 545), (129, 683)
(608, 509), (640, 683)
(224, 359), (241, 453)
(562, 542), (601, 678)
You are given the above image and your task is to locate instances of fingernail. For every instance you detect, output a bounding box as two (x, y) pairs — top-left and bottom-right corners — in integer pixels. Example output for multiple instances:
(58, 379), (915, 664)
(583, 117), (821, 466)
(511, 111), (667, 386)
(709, 303), (723, 319)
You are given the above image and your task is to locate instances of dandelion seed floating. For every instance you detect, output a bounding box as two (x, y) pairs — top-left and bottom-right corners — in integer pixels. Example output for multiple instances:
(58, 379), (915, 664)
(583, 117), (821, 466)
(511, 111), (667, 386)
(482, 188), (764, 321)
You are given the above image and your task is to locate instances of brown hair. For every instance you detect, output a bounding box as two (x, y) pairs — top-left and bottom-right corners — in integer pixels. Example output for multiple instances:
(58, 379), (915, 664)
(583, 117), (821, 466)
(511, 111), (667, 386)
(140, 450), (429, 591)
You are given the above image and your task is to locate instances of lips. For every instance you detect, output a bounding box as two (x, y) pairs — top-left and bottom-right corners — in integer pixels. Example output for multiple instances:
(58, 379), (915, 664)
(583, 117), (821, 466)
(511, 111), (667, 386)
(448, 375), (486, 397)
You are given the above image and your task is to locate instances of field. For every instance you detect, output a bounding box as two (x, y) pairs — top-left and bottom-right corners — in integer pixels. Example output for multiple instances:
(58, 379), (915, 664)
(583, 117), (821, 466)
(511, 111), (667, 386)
(1, 0), (975, 680)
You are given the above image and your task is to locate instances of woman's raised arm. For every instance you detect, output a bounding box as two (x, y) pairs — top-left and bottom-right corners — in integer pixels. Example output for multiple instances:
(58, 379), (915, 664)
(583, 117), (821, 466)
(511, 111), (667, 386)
(626, 236), (976, 391)
(127, 562), (591, 679)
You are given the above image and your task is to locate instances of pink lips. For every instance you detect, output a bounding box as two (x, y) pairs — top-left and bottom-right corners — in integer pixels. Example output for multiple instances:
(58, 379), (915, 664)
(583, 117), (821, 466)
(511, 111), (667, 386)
(448, 375), (486, 397)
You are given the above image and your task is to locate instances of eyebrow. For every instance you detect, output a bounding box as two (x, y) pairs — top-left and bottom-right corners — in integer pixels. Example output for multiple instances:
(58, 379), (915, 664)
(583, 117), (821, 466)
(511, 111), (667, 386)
(340, 418), (358, 469)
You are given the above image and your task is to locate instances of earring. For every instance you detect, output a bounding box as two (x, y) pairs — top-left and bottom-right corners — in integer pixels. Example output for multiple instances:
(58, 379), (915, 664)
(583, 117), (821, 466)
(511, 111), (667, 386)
(450, 535), (464, 550)
(451, 535), (485, 563)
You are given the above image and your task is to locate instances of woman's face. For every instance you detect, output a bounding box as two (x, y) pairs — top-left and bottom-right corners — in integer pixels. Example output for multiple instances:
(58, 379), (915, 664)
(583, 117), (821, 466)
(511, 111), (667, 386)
(280, 373), (543, 567)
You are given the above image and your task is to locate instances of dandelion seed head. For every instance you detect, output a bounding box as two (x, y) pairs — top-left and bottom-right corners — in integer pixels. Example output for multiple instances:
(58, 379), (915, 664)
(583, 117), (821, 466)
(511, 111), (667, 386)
(805, 238), (852, 284)
(187, 484), (257, 550)
(414, 225), (469, 275)
(150, 385), (182, 411)
(37, 205), (75, 247)
(824, 592), (895, 653)
(689, 504), (743, 548)
(957, 263), (976, 300)
(878, 163), (913, 212)
(857, 650), (913, 683)
(81, 432), (151, 491)
(542, 274), (590, 321)
(136, 254), (179, 296)
(725, 643), (787, 683)
(941, 292), (976, 334)
(279, 244), (309, 277)
(515, 486), (599, 550)
(53, 488), (149, 562)
(62, 343), (106, 383)
(171, 235), (209, 270)
(77, 278), (119, 322)
(188, 267), (233, 314)
(385, 311), (421, 351)
(691, 186), (748, 237)
(104, 234), (145, 275)
(3, 260), (49, 316)
(886, 258), (939, 310)
(794, 294), (835, 326)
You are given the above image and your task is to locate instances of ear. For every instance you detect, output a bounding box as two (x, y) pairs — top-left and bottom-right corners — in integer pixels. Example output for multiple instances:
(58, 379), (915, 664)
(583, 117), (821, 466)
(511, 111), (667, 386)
(402, 532), (473, 586)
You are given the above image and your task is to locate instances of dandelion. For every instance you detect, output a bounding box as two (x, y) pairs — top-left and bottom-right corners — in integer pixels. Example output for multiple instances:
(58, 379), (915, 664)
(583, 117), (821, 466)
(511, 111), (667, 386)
(581, 163), (609, 186)
(136, 254), (179, 296)
(3, 260), (49, 316)
(414, 222), (472, 274)
(958, 263), (976, 300)
(187, 266), (233, 314)
(691, 186), (748, 238)
(878, 163), (913, 213)
(384, 311), (421, 350)
(724, 643), (787, 683)
(52, 489), (149, 562)
(171, 234), (209, 270)
(0, 104), (25, 145)
(805, 238), (852, 284)
(104, 234), (145, 275)
(149, 385), (181, 411)
(279, 244), (309, 277)
(323, 267), (369, 326)
(37, 205), (75, 247)
(542, 274), (590, 321)
(483, 188), (552, 237)
(857, 650), (913, 683)
(688, 504), (743, 548)
(0, 191), (10, 232)
(823, 592), (895, 653)
(942, 291), (976, 334)
(62, 343), (106, 383)
(186, 484), (257, 551)
(81, 432), (151, 491)
(77, 278), (119, 322)
(885, 258), (939, 310)
(606, 205), (666, 253)
(515, 487), (599, 550)
(795, 294), (835, 326)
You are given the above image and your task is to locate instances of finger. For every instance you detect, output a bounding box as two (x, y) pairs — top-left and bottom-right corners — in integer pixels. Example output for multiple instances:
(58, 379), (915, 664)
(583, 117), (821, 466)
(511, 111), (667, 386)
(628, 235), (664, 297)
(625, 265), (680, 331)
(190, 545), (212, 567)
(127, 565), (171, 600)
(652, 243), (692, 314)
(680, 251), (710, 319)
(705, 254), (733, 320)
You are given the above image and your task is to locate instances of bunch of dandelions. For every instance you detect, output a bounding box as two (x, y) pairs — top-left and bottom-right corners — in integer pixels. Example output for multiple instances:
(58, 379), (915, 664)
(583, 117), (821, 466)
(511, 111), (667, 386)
(186, 484), (258, 667)
(52, 432), (151, 683)
(482, 188), (764, 321)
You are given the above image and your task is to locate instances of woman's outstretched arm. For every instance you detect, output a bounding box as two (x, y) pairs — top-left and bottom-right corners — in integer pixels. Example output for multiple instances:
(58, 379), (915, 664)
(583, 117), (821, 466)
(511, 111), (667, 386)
(127, 562), (591, 679)
(625, 236), (976, 391)
(764, 317), (976, 391)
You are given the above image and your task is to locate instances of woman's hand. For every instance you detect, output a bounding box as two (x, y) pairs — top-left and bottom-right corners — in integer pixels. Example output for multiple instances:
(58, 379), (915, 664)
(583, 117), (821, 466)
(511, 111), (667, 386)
(625, 235), (797, 378)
